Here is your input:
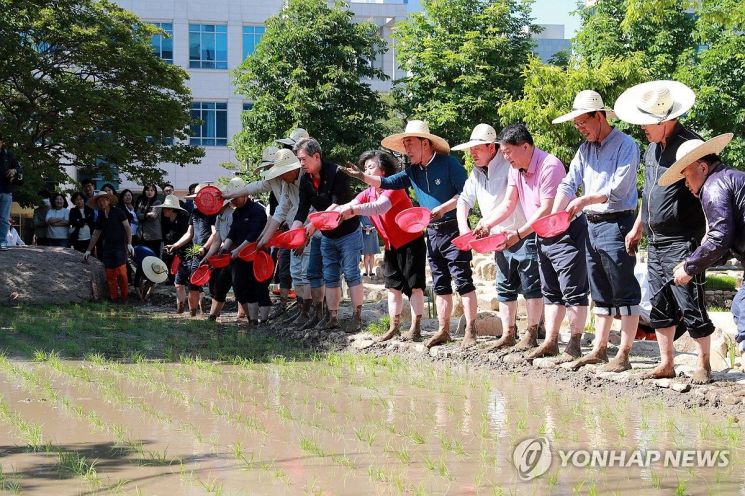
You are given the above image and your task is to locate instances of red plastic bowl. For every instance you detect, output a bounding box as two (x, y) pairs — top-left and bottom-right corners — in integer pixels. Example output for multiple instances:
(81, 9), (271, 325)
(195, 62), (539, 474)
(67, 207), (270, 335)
(470, 233), (508, 253)
(190, 264), (211, 286)
(207, 254), (231, 268)
(308, 211), (342, 231)
(395, 207), (431, 234)
(238, 241), (257, 262)
(253, 250), (274, 282)
(278, 228), (307, 249)
(266, 232), (288, 249)
(195, 185), (223, 216)
(452, 231), (476, 251)
(531, 211), (571, 238)
(170, 254), (181, 276)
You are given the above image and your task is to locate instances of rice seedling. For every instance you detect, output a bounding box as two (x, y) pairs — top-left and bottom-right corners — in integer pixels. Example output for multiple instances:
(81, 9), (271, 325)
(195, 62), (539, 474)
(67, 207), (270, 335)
(423, 455), (452, 481)
(407, 430), (425, 445)
(199, 476), (224, 495)
(354, 426), (377, 448)
(299, 437), (326, 458)
(58, 451), (100, 487)
(0, 465), (22, 494)
(438, 434), (466, 457)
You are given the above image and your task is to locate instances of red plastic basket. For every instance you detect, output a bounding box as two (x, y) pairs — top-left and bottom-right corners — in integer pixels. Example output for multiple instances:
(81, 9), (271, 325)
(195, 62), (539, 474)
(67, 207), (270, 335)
(253, 250), (274, 282)
(238, 241), (258, 262)
(452, 231), (476, 251)
(190, 264), (211, 286)
(395, 207), (431, 234)
(531, 211), (571, 238)
(207, 254), (231, 268)
(195, 185), (223, 216)
(470, 233), (508, 253)
(278, 228), (307, 249)
(308, 211), (342, 231)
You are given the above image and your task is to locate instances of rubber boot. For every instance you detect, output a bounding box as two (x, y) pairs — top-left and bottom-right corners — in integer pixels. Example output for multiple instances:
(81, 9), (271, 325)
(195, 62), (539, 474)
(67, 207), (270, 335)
(401, 315), (422, 342)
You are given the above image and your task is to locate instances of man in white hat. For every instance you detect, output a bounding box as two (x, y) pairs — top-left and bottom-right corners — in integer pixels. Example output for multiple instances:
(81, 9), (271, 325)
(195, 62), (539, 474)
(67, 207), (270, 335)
(658, 133), (745, 376)
(615, 80), (715, 383)
(454, 124), (543, 351)
(550, 90), (642, 372)
(223, 149), (304, 322)
(343, 120), (475, 349)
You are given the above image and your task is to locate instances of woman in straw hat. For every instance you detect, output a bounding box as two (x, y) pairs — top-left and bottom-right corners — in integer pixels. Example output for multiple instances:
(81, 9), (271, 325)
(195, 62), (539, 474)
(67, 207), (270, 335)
(615, 80), (715, 383)
(658, 133), (745, 373)
(154, 194), (190, 313)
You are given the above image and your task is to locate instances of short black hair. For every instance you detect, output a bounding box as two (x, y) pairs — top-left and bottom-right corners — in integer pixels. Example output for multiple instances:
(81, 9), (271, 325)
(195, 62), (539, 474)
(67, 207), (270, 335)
(81, 179), (95, 188)
(101, 182), (116, 192)
(699, 154), (720, 166)
(498, 122), (534, 146)
(162, 182), (174, 190)
(357, 150), (399, 177)
(71, 192), (85, 204)
(188, 183), (199, 194)
(50, 192), (68, 208)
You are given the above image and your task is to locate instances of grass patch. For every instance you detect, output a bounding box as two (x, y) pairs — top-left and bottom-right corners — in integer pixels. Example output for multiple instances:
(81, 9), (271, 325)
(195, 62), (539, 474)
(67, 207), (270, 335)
(705, 274), (737, 291)
(365, 316), (391, 336)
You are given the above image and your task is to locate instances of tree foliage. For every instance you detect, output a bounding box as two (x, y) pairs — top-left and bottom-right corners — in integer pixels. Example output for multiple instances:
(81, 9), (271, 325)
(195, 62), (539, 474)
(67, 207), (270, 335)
(391, 0), (536, 147)
(232, 0), (388, 172)
(0, 0), (202, 204)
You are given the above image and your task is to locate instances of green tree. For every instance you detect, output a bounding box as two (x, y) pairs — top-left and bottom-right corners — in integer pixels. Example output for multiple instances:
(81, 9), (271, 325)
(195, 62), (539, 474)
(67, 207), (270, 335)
(391, 0), (536, 148)
(0, 0), (202, 204)
(232, 0), (388, 173)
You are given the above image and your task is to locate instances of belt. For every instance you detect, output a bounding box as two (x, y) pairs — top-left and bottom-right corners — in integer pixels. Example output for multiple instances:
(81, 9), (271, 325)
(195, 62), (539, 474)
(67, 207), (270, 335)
(427, 218), (458, 231)
(585, 210), (634, 223)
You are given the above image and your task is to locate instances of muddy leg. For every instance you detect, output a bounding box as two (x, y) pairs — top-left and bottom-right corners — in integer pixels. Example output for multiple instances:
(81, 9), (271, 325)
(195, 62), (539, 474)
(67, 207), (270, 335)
(484, 325), (517, 353)
(378, 314), (400, 342)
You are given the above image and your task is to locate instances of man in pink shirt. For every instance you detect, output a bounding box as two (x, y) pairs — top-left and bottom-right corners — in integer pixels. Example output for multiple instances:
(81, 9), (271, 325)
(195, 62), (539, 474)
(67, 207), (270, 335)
(337, 150), (427, 341)
(475, 122), (589, 362)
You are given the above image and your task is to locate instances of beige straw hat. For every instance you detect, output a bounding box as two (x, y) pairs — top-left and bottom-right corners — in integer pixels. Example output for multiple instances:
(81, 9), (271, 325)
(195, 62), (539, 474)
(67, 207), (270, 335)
(657, 133), (733, 186)
(87, 191), (118, 209)
(552, 90), (617, 124)
(151, 194), (185, 211)
(451, 124), (498, 151)
(221, 177), (248, 205)
(382, 120), (450, 155)
(614, 80), (695, 126)
(261, 149), (301, 181)
(277, 128), (309, 146)
(142, 256), (169, 284)
(256, 145), (279, 170)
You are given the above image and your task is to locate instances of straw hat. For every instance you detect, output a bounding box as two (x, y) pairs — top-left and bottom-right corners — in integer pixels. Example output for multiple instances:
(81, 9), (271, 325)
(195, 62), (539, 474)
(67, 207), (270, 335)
(382, 120), (450, 155)
(452, 124), (498, 151)
(552, 90), (616, 124)
(657, 133), (733, 187)
(142, 256), (169, 284)
(614, 80), (695, 126)
(151, 194), (185, 211)
(87, 191), (118, 209)
(277, 128), (309, 146)
(261, 149), (301, 181)
(221, 177), (248, 205)
(256, 145), (279, 170)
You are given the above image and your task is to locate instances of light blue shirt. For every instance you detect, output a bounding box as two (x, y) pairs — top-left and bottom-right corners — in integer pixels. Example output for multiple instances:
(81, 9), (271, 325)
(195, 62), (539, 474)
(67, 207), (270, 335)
(557, 127), (639, 214)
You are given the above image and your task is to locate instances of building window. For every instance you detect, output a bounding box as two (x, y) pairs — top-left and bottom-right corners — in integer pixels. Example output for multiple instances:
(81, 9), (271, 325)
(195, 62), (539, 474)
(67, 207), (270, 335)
(151, 22), (173, 64)
(242, 25), (265, 59)
(242, 102), (253, 112)
(190, 102), (228, 146)
(189, 24), (228, 69)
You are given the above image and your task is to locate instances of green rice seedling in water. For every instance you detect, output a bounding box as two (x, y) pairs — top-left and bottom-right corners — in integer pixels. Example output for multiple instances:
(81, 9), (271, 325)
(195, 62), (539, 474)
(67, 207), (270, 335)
(650, 470), (661, 489)
(0, 465), (22, 494)
(407, 430), (425, 445)
(200, 476), (224, 496)
(299, 437), (326, 458)
(438, 434), (466, 457)
(58, 452), (100, 487)
(675, 479), (686, 496)
(355, 427), (377, 448)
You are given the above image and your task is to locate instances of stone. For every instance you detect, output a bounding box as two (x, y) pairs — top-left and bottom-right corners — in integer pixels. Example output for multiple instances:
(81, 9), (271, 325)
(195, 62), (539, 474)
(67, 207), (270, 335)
(0, 246), (108, 305)
(653, 378), (672, 388)
(351, 338), (375, 350)
(671, 383), (691, 393)
(674, 327), (735, 371)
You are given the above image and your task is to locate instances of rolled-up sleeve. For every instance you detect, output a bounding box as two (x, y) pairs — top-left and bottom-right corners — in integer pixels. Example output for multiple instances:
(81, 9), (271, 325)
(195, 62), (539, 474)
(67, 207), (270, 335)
(380, 170), (411, 190)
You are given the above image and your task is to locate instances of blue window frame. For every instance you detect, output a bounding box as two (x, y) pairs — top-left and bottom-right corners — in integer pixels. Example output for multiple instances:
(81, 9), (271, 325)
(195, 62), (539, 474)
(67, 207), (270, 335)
(151, 22), (173, 64)
(190, 102), (228, 147)
(189, 24), (228, 69)
(242, 25), (265, 59)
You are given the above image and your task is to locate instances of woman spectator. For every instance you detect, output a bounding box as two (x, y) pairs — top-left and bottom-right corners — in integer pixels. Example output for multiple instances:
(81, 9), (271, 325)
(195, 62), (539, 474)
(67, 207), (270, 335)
(135, 184), (162, 256)
(68, 192), (95, 252)
(32, 191), (50, 246)
(45, 192), (70, 247)
(360, 215), (379, 277)
(118, 189), (138, 238)
(100, 183), (116, 195)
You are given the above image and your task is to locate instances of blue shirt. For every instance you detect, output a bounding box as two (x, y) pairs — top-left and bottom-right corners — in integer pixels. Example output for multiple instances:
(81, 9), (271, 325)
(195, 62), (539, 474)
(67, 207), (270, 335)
(380, 154), (467, 221)
(557, 127), (639, 214)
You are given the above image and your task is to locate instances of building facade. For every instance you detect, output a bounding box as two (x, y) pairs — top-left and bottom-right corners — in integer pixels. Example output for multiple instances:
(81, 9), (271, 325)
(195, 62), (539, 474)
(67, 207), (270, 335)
(533, 24), (572, 63)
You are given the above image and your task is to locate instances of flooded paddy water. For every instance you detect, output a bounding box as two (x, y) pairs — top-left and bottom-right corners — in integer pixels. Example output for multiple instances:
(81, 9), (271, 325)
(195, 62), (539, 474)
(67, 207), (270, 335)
(0, 350), (743, 495)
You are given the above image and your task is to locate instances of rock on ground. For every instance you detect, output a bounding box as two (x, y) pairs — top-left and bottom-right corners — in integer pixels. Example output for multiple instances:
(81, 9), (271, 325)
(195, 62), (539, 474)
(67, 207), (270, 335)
(0, 246), (108, 305)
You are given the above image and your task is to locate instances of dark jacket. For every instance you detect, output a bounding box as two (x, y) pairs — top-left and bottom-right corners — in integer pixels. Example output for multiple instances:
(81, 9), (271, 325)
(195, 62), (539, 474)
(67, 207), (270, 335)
(228, 200), (267, 244)
(69, 205), (95, 242)
(641, 123), (707, 243)
(0, 147), (20, 194)
(295, 159), (360, 239)
(684, 162), (745, 275)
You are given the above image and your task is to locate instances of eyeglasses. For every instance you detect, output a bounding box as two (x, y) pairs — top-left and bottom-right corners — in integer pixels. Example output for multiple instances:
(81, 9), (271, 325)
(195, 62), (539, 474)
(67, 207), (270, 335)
(574, 114), (595, 129)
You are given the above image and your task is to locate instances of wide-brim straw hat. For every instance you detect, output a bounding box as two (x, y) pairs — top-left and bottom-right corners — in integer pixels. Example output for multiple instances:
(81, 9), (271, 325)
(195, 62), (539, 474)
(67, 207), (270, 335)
(382, 120), (450, 155)
(257, 145), (279, 169)
(87, 191), (118, 209)
(614, 80), (695, 126)
(262, 149), (301, 181)
(452, 124), (498, 151)
(552, 90), (617, 124)
(142, 256), (169, 284)
(277, 128), (309, 146)
(221, 177), (248, 205)
(151, 194), (185, 211)
(658, 133), (733, 187)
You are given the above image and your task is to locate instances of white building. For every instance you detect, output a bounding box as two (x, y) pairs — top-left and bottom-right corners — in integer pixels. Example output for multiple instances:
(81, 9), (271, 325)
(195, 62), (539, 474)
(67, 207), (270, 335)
(107, 0), (408, 193)
(533, 24), (572, 63)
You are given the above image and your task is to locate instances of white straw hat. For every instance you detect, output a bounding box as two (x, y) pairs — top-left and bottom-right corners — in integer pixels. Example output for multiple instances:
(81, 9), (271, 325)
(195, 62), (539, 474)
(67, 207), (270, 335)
(277, 128), (309, 146)
(614, 80), (695, 126)
(381, 120), (450, 155)
(87, 191), (118, 209)
(221, 177), (248, 205)
(257, 145), (279, 170)
(552, 90), (617, 124)
(151, 194), (185, 211)
(657, 133), (733, 187)
(261, 149), (301, 181)
(451, 124), (498, 151)
(142, 256), (169, 284)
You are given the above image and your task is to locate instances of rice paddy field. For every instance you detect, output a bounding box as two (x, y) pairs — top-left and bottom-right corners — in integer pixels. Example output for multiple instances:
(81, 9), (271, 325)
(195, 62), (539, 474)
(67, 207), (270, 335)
(0, 304), (743, 495)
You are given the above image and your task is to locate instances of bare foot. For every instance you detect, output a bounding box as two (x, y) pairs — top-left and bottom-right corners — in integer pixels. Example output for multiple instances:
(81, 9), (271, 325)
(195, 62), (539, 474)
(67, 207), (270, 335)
(553, 352), (580, 364)
(570, 348), (608, 371)
(483, 332), (516, 353)
(461, 326), (477, 349)
(563, 334), (583, 359)
(525, 341), (559, 361)
(425, 329), (451, 349)
(513, 325), (539, 351)
(599, 354), (632, 373)
(401, 316), (422, 342)
(638, 364), (676, 380)
(690, 367), (711, 384)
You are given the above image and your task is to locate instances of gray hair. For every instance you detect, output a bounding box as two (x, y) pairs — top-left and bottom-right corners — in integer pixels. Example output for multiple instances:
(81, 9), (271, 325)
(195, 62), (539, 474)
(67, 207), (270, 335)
(293, 137), (322, 158)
